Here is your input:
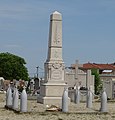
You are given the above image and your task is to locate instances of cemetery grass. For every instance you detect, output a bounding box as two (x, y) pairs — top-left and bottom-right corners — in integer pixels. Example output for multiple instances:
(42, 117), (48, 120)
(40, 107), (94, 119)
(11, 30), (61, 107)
(0, 93), (115, 120)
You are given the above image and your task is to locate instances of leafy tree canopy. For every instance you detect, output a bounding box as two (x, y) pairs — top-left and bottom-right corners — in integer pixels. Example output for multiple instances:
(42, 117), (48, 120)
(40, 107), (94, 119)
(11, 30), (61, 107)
(91, 68), (102, 94)
(0, 52), (29, 80)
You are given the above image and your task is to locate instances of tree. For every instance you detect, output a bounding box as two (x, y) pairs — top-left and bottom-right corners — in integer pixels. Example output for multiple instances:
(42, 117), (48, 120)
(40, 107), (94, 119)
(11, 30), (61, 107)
(91, 68), (102, 95)
(0, 52), (29, 80)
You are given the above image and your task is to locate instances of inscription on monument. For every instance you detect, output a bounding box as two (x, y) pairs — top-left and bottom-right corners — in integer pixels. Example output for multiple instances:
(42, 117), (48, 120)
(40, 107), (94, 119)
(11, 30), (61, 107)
(52, 70), (61, 80)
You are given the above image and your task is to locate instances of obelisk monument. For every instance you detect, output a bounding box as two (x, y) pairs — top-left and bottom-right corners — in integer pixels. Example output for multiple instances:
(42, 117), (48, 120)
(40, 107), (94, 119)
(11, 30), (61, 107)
(38, 11), (67, 105)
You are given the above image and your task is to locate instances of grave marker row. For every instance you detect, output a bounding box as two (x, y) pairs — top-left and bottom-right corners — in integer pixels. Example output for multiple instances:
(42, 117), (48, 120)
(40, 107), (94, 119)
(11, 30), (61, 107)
(74, 86), (107, 112)
(5, 85), (27, 112)
(5, 85), (107, 113)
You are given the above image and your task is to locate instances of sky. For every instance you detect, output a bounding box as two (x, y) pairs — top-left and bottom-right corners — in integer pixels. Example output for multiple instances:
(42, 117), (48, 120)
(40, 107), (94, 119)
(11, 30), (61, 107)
(0, 0), (115, 77)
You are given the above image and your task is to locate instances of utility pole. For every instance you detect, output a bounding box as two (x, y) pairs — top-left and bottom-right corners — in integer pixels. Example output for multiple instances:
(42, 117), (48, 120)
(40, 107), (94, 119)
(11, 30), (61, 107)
(36, 66), (39, 78)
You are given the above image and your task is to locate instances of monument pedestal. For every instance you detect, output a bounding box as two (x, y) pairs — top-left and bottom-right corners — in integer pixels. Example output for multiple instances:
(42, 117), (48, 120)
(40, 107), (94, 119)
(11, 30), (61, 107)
(38, 82), (67, 105)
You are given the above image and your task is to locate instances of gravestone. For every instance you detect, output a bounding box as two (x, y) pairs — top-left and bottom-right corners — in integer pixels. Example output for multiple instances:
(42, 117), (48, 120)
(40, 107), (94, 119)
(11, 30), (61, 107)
(0, 77), (4, 91)
(30, 79), (34, 91)
(38, 11), (69, 105)
(34, 78), (40, 90)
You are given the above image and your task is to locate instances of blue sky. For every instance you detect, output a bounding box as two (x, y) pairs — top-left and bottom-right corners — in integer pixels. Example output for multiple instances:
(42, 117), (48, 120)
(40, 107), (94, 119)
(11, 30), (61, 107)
(0, 0), (115, 77)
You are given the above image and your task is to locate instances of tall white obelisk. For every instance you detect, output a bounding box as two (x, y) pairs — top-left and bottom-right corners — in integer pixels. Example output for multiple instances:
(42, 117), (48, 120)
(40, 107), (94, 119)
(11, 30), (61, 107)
(38, 11), (68, 105)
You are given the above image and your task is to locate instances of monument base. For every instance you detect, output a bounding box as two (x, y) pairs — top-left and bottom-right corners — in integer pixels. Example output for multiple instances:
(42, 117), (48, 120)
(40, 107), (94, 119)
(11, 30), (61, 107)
(38, 96), (63, 105)
(37, 82), (70, 105)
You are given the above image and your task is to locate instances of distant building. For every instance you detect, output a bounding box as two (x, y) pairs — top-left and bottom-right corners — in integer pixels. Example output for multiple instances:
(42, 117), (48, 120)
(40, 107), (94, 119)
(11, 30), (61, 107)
(65, 61), (115, 100)
(82, 62), (115, 75)
(65, 61), (94, 102)
(65, 61), (94, 91)
(77, 62), (115, 99)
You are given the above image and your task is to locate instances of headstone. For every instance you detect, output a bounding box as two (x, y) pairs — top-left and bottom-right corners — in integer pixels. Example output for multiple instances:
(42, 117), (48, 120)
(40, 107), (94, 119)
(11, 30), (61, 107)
(74, 86), (80, 104)
(34, 78), (40, 90)
(100, 88), (107, 112)
(20, 88), (27, 112)
(30, 79), (34, 91)
(12, 86), (19, 110)
(62, 87), (68, 112)
(0, 77), (4, 91)
(38, 11), (70, 105)
(6, 85), (12, 108)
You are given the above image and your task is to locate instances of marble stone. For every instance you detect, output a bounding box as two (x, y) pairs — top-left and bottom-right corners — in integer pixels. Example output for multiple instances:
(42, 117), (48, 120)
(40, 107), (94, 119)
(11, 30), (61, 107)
(37, 11), (69, 105)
